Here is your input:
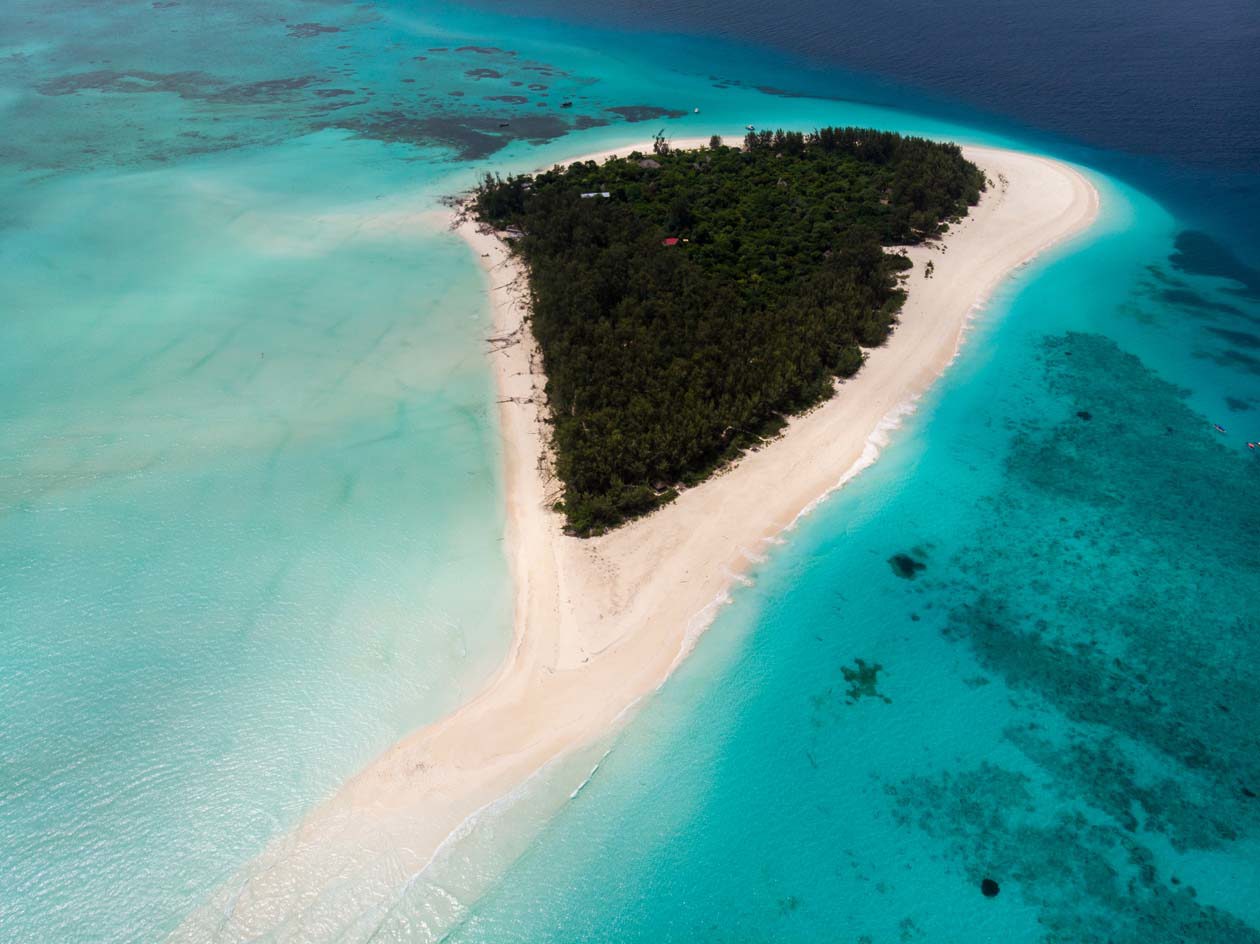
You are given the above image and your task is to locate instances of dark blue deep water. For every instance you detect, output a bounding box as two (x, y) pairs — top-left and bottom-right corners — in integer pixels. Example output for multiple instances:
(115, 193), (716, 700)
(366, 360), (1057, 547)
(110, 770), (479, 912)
(474, 0), (1260, 253)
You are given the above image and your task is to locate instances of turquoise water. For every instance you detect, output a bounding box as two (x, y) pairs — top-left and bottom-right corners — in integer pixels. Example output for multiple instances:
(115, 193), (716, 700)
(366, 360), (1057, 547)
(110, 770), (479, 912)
(2, 1), (1258, 941)
(439, 178), (1260, 942)
(0, 113), (515, 939)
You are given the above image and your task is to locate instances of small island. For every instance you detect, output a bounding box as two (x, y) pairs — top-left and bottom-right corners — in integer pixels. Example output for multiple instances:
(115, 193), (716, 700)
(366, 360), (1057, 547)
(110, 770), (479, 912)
(473, 128), (985, 533)
(176, 135), (1096, 936)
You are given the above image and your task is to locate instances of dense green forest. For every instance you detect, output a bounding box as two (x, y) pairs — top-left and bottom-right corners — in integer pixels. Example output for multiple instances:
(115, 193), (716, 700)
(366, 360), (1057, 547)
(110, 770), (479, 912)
(474, 127), (985, 534)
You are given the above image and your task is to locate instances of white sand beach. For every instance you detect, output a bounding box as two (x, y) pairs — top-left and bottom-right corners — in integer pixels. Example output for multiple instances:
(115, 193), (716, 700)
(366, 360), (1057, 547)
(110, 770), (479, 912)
(172, 141), (1098, 941)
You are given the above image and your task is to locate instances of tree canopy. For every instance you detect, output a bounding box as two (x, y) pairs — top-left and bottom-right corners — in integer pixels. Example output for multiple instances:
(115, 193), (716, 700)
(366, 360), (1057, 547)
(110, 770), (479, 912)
(474, 127), (985, 534)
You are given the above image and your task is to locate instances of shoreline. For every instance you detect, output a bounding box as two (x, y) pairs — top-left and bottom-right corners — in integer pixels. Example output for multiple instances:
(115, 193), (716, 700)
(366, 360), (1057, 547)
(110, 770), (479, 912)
(172, 139), (1099, 942)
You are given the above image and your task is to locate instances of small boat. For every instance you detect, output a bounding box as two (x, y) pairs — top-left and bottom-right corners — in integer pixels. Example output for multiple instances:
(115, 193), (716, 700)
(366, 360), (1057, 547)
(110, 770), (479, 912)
(560, 100), (573, 108)
(693, 107), (700, 113)
(1213, 423), (1227, 433)
(1249, 442), (1257, 450)
(745, 124), (755, 131)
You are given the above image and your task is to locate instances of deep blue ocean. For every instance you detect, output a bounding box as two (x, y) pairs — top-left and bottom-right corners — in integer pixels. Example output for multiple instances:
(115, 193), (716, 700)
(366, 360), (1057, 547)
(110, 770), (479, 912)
(1, 1), (1257, 941)
(471, 0), (1260, 256)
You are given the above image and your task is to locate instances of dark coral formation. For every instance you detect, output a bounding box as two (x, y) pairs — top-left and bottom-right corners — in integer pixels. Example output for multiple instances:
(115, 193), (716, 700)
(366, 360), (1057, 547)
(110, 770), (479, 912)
(945, 333), (1260, 841)
(841, 659), (891, 705)
(12, 7), (676, 172)
(886, 331), (1260, 941)
(331, 112), (571, 160)
(37, 69), (225, 98)
(286, 23), (341, 39)
(1207, 326), (1260, 349)
(1169, 230), (1260, 299)
(1194, 346), (1260, 374)
(605, 104), (688, 122)
(210, 77), (325, 104)
(889, 553), (926, 579)
(755, 85), (804, 98)
(36, 70), (326, 104)
(887, 764), (1259, 942)
(1157, 287), (1250, 321)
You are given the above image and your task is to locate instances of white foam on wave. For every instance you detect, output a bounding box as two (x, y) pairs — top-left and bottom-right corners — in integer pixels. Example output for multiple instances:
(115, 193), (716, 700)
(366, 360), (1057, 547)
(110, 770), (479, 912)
(785, 394), (922, 534)
(569, 748), (614, 800)
(949, 297), (995, 365)
(340, 768), (563, 944)
(365, 739), (626, 942)
(406, 753), (557, 888)
(739, 545), (769, 564)
(665, 586), (736, 679)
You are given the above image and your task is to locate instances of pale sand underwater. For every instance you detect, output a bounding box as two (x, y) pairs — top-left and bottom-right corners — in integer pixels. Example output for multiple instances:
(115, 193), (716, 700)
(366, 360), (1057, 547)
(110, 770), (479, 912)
(171, 140), (1098, 942)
